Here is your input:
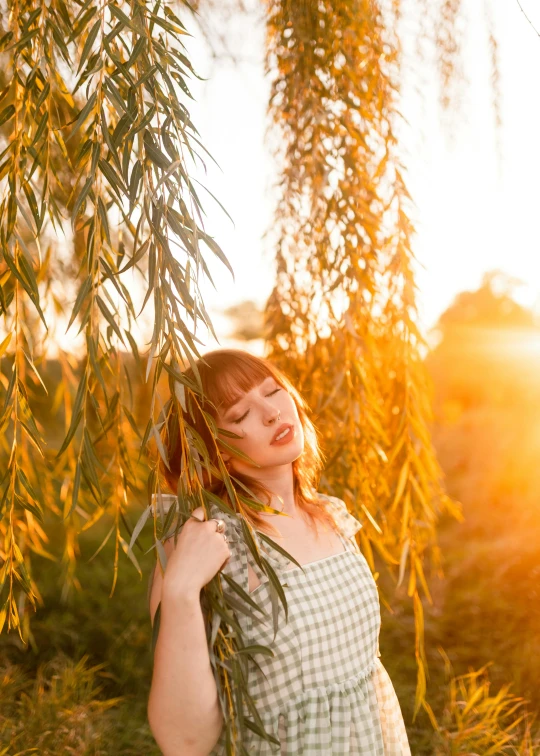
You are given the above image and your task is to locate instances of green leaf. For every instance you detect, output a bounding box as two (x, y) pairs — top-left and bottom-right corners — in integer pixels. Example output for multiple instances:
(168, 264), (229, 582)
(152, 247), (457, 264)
(128, 160), (142, 209)
(97, 196), (111, 244)
(96, 295), (126, 345)
(119, 533), (142, 576)
(71, 176), (94, 222)
(143, 134), (171, 170)
(117, 237), (149, 275)
(220, 573), (269, 619)
(123, 328), (141, 365)
(0, 104), (15, 128)
(66, 91), (97, 142)
(22, 181), (42, 233)
(64, 460), (82, 519)
(152, 423), (170, 470)
(235, 644), (275, 656)
(77, 18), (101, 74)
(34, 81), (50, 112)
(87, 525), (115, 563)
(98, 158), (127, 198)
(56, 409), (83, 458)
(30, 110), (49, 149)
(103, 78), (129, 118)
(17, 468), (39, 503)
(244, 718), (281, 746)
(257, 533), (302, 570)
(151, 602), (161, 654)
(65, 276), (92, 333)
(108, 3), (141, 34)
(0, 31), (14, 52)
(263, 557), (288, 625)
(126, 35), (147, 68)
(56, 372), (87, 458)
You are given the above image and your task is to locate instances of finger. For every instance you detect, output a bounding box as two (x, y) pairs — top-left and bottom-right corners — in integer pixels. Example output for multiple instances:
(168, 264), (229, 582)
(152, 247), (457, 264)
(212, 518), (226, 534)
(190, 506), (205, 522)
(190, 513), (204, 522)
(220, 551), (231, 569)
(190, 507), (204, 522)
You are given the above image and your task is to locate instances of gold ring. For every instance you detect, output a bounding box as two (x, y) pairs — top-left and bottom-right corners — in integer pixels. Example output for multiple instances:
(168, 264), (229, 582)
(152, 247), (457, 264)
(212, 518), (226, 533)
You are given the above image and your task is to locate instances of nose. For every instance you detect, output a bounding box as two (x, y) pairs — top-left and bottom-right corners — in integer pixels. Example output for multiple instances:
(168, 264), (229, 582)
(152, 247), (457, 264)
(263, 406), (280, 426)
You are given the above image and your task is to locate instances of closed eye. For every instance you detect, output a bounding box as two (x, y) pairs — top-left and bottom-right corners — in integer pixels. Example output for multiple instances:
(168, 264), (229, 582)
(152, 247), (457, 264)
(231, 388), (281, 424)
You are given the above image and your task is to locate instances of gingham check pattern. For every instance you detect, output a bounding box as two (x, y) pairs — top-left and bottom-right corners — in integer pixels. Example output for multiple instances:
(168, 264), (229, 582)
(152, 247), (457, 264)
(208, 494), (411, 755)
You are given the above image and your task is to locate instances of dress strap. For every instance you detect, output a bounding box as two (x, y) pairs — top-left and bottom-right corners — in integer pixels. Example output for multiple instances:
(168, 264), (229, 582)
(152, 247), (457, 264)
(317, 493), (363, 541)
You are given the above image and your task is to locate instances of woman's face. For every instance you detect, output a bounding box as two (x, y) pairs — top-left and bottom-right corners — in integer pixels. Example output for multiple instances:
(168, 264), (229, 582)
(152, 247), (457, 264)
(216, 374), (304, 472)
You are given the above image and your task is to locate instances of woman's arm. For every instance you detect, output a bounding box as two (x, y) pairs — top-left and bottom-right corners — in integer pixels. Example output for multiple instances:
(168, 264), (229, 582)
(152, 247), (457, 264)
(147, 511), (228, 755)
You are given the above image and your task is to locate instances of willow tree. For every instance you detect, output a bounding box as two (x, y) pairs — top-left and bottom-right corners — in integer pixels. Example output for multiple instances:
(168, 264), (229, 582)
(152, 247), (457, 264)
(261, 0), (496, 719)
(0, 0), (503, 750)
(0, 0), (231, 638)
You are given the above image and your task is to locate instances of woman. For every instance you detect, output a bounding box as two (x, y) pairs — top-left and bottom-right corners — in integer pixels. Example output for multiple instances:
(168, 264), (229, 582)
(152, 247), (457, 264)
(148, 349), (411, 755)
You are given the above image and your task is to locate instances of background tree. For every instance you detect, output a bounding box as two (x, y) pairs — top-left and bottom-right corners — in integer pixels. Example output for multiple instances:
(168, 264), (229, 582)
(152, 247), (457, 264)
(262, 0), (465, 718)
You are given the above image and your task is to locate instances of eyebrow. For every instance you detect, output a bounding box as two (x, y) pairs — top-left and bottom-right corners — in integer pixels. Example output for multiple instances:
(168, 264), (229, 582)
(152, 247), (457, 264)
(221, 376), (275, 417)
(221, 394), (244, 416)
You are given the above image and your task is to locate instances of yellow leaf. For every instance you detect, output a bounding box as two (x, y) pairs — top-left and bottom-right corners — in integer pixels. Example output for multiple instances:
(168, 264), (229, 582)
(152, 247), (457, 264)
(397, 538), (409, 589)
(12, 542), (24, 564)
(422, 699), (439, 731)
(399, 488), (411, 543)
(372, 538), (400, 566)
(0, 332), (11, 358)
(407, 558), (416, 596)
(414, 554), (433, 604)
(360, 503), (382, 534)
(390, 458), (409, 513)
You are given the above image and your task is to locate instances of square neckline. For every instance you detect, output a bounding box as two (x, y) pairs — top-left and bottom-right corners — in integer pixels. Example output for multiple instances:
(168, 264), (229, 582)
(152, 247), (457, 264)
(247, 538), (351, 595)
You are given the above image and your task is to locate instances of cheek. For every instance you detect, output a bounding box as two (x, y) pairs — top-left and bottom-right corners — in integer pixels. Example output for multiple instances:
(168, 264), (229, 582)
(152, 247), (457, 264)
(226, 419), (265, 454)
(279, 391), (298, 415)
(290, 402), (302, 427)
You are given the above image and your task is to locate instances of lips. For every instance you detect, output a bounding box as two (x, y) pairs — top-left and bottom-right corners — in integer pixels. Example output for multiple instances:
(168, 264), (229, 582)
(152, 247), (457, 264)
(270, 422), (294, 445)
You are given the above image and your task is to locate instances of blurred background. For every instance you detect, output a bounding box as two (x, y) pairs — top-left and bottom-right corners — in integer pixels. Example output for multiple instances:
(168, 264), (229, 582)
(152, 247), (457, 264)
(182, 0), (540, 354)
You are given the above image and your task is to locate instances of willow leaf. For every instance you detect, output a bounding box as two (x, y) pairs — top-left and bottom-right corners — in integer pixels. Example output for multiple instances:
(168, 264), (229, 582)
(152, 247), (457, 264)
(66, 91), (97, 142)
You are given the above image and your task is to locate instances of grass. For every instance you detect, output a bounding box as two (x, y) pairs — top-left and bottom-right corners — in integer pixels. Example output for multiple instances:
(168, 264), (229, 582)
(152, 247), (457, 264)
(0, 511), (160, 755)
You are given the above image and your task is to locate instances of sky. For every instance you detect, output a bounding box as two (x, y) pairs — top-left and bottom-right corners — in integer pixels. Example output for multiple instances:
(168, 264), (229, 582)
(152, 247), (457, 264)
(176, 0), (540, 354)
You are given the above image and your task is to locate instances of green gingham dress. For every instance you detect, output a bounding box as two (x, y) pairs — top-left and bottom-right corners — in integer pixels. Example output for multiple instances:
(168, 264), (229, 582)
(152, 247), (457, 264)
(208, 494), (411, 755)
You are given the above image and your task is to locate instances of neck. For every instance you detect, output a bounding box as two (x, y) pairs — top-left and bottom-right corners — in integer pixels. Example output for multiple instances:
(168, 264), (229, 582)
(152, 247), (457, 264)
(238, 463), (297, 515)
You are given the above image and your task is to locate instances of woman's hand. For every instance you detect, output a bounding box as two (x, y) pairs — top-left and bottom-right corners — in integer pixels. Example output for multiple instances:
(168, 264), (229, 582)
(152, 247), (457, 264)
(161, 506), (231, 599)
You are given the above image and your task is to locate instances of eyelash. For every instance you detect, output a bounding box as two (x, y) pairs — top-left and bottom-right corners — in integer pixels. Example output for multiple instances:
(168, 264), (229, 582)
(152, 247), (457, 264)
(232, 388), (281, 424)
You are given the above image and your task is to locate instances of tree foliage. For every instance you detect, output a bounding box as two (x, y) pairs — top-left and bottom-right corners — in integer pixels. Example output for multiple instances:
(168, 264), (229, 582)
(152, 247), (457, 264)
(263, 0), (463, 718)
(0, 0), (230, 635)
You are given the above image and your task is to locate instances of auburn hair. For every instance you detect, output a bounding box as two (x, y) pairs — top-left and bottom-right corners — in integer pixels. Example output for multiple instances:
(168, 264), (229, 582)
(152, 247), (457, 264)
(157, 348), (336, 536)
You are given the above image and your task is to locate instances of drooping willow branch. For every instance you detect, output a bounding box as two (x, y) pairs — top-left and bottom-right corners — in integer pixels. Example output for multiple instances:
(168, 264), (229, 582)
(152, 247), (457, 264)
(263, 0), (463, 718)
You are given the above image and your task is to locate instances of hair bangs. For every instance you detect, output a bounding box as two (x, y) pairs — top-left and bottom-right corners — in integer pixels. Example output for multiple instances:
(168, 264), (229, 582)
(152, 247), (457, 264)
(199, 351), (277, 417)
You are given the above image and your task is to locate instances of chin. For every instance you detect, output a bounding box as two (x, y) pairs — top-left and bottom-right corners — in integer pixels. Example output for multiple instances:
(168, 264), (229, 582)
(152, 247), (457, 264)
(278, 448), (303, 465)
(272, 438), (304, 464)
